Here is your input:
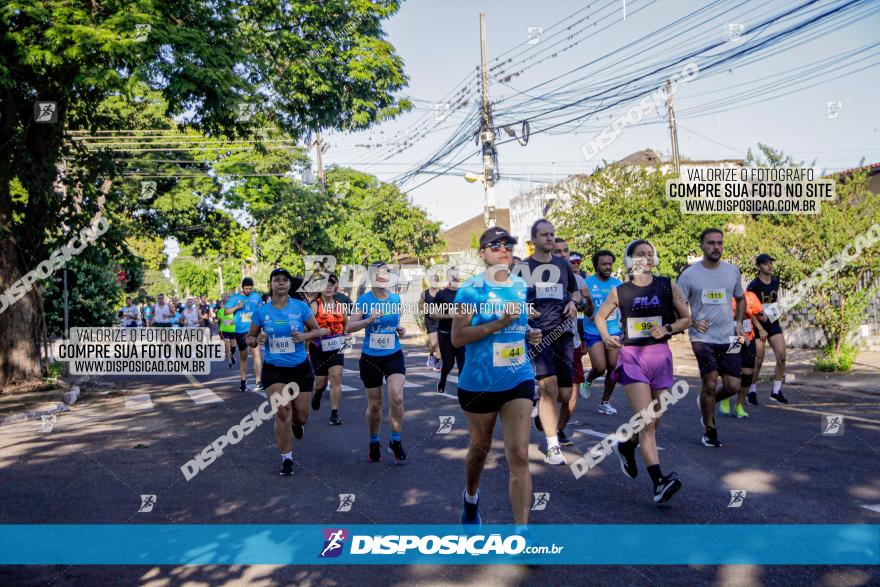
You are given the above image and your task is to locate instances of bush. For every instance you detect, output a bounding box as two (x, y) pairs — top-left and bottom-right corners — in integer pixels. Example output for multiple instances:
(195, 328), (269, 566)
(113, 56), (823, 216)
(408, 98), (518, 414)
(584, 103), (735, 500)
(814, 343), (859, 372)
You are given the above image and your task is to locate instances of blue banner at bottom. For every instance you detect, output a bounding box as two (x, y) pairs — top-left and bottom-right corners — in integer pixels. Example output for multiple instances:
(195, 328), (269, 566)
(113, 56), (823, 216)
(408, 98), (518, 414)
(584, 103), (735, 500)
(0, 525), (877, 565)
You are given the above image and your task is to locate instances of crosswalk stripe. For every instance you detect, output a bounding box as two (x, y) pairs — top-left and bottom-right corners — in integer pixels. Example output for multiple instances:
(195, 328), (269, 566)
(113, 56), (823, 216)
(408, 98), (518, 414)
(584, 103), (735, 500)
(126, 394), (153, 410)
(860, 504), (880, 513)
(418, 371), (457, 383)
(186, 388), (224, 404)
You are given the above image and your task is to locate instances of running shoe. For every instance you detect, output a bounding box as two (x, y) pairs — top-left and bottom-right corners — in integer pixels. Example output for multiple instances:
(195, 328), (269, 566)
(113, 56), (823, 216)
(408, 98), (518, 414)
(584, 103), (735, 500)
(426, 356), (435, 369)
(227, 360), (234, 369)
(701, 427), (722, 447)
(557, 429), (573, 446)
(653, 472), (682, 504)
(280, 458), (294, 477)
(534, 414), (544, 432)
(311, 387), (324, 411)
(747, 390), (759, 405)
(544, 445), (565, 465)
(578, 381), (592, 400)
(231, 353), (237, 366)
(436, 382), (445, 394)
(253, 382), (264, 393)
(460, 491), (481, 525)
(368, 441), (381, 462)
(389, 440), (407, 463)
(330, 413), (343, 426)
(770, 391), (789, 404)
(433, 359), (442, 372)
(613, 440), (638, 479)
(239, 380), (247, 393)
(292, 422), (304, 440)
(598, 401), (617, 415)
(719, 397), (731, 416)
(736, 404), (749, 418)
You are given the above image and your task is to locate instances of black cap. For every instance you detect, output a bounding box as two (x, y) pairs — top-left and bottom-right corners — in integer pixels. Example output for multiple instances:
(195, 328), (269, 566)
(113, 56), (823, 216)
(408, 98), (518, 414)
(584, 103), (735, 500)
(479, 226), (518, 249)
(268, 267), (293, 282)
(755, 253), (775, 265)
(241, 277), (254, 287)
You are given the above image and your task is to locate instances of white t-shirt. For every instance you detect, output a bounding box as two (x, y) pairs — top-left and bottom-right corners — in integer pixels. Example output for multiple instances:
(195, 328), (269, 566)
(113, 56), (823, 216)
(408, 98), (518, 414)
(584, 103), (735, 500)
(182, 306), (200, 327)
(153, 303), (174, 324)
(122, 304), (141, 326)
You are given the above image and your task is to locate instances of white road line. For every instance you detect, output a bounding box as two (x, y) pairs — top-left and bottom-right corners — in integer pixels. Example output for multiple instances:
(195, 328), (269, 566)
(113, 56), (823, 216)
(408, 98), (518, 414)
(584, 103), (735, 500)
(186, 388), (224, 404)
(343, 368), (359, 375)
(126, 394), (153, 410)
(418, 371), (457, 383)
(340, 384), (358, 392)
(574, 428), (663, 450)
(860, 504), (880, 513)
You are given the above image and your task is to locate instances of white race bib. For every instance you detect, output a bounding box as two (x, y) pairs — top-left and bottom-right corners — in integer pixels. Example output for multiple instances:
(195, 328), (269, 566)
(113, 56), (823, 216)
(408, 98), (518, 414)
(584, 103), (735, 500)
(742, 319), (753, 333)
(536, 283), (563, 300)
(241, 312), (252, 322)
(701, 289), (726, 305)
(269, 336), (296, 354)
(370, 332), (396, 350)
(493, 341), (526, 367)
(321, 335), (346, 352)
(626, 315), (662, 339)
(763, 302), (781, 323)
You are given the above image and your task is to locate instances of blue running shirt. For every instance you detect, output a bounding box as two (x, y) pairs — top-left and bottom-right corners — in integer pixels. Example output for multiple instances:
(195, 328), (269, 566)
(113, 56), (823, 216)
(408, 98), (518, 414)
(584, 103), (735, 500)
(226, 291), (263, 334)
(251, 298), (313, 367)
(357, 291), (402, 357)
(584, 274), (623, 335)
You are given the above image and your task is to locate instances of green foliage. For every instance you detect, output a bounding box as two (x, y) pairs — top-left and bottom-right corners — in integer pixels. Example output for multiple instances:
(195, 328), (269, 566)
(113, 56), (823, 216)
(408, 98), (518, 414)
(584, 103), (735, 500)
(41, 254), (123, 337)
(126, 236), (168, 271)
(815, 342), (859, 372)
(469, 232), (479, 250)
(168, 257), (217, 298)
(551, 165), (730, 277)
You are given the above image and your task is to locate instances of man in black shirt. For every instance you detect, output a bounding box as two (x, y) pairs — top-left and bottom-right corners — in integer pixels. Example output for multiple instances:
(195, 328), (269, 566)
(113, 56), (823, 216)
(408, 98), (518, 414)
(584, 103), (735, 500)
(746, 253), (788, 404)
(430, 268), (465, 393)
(515, 219), (581, 466)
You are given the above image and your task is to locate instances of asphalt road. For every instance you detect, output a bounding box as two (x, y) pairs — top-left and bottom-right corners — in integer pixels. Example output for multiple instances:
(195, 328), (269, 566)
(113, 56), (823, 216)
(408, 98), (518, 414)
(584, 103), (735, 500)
(1, 340), (878, 586)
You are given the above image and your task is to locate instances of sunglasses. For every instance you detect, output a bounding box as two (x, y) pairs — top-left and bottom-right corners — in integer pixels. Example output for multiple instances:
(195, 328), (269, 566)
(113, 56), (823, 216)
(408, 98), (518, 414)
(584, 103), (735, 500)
(484, 241), (515, 252)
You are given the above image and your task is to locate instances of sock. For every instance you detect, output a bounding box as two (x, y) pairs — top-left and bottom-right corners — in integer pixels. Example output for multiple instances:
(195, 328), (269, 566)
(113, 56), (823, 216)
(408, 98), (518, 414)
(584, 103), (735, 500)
(331, 409), (338, 417)
(240, 379), (246, 387)
(741, 374), (753, 389)
(647, 464), (663, 489)
(370, 433), (379, 443)
(547, 435), (560, 449)
(464, 489), (479, 504)
(390, 431), (401, 442)
(772, 380), (782, 394)
(281, 452), (292, 461)
(749, 383), (757, 393)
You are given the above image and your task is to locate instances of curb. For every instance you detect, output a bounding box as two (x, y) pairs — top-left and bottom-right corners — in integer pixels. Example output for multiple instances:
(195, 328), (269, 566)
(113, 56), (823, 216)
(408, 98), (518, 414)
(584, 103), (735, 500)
(1, 401), (70, 426)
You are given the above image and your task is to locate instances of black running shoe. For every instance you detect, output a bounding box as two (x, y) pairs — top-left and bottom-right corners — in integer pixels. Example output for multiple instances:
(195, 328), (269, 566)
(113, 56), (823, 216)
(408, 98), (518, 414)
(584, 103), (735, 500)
(770, 391), (789, 404)
(613, 440), (638, 479)
(747, 390), (759, 405)
(368, 441), (382, 462)
(701, 427), (722, 447)
(437, 382), (445, 394)
(231, 354), (237, 366)
(653, 472), (681, 504)
(557, 429), (573, 446)
(534, 414), (544, 432)
(280, 458), (294, 476)
(292, 422), (304, 440)
(389, 440), (407, 463)
(330, 414), (343, 426)
(239, 380), (247, 393)
(460, 491), (481, 525)
(311, 387), (324, 411)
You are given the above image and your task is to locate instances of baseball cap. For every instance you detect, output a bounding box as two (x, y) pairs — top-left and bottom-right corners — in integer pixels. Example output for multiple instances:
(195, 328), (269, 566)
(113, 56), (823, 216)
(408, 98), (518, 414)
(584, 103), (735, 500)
(570, 252), (583, 262)
(755, 253), (775, 265)
(269, 267), (293, 282)
(479, 226), (518, 249)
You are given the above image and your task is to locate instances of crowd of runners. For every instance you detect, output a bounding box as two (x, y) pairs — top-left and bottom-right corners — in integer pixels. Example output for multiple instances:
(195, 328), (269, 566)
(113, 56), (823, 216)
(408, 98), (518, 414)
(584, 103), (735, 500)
(115, 219), (791, 527)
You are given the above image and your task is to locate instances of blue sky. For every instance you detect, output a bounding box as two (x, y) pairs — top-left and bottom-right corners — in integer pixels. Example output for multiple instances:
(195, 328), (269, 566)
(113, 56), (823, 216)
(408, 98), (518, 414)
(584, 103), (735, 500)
(323, 0), (880, 229)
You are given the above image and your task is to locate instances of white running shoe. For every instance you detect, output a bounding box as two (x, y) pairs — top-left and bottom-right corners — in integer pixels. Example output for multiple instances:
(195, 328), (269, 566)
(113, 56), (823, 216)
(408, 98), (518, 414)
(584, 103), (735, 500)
(598, 401), (617, 415)
(578, 381), (592, 400)
(544, 445), (566, 465)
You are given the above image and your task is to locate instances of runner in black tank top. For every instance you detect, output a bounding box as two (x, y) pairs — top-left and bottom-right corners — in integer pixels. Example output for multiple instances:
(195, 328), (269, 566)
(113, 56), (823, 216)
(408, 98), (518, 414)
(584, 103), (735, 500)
(592, 240), (692, 505)
(746, 253), (788, 403)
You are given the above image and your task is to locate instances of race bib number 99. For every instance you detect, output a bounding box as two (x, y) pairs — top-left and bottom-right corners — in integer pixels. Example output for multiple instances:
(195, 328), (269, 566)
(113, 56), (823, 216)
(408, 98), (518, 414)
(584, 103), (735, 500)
(370, 333), (395, 350)
(701, 290), (726, 305)
(269, 336), (295, 354)
(493, 341), (525, 367)
(626, 315), (662, 339)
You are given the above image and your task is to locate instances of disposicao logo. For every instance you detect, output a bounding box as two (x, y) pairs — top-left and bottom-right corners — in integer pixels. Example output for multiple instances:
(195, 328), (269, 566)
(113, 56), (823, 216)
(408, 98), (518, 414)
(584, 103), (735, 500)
(319, 528), (348, 558)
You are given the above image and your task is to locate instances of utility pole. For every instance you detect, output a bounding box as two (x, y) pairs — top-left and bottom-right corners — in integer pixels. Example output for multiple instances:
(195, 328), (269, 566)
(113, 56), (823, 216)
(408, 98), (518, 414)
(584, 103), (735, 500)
(479, 13), (497, 228)
(314, 129), (326, 192)
(666, 79), (681, 175)
(63, 269), (69, 339)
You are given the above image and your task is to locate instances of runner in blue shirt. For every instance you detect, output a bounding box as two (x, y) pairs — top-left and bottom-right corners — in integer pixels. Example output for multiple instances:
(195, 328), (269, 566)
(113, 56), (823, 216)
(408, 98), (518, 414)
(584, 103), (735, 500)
(246, 268), (328, 477)
(346, 262), (408, 464)
(226, 277), (264, 393)
(581, 250), (624, 415)
(452, 227), (542, 527)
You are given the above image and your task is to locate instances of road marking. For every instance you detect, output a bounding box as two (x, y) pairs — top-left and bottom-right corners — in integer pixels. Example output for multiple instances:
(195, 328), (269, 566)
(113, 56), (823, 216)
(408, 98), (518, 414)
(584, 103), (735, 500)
(344, 368), (359, 375)
(126, 394), (153, 410)
(419, 371), (457, 383)
(575, 428), (663, 450)
(341, 384), (358, 392)
(186, 388), (223, 405)
(766, 404), (880, 425)
(860, 504), (880, 513)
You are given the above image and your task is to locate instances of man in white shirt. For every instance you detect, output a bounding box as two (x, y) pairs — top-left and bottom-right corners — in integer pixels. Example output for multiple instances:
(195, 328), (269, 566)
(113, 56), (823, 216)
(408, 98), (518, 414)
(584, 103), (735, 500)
(121, 297), (140, 327)
(182, 298), (201, 327)
(152, 294), (174, 328)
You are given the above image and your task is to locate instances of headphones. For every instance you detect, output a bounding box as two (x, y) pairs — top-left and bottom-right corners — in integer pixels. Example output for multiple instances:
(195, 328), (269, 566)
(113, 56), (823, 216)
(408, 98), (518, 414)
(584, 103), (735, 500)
(623, 239), (660, 270)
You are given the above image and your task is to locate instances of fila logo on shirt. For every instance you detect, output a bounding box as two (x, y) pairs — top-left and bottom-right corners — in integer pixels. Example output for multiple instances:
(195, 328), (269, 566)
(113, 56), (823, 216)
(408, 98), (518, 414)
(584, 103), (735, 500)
(632, 295), (660, 309)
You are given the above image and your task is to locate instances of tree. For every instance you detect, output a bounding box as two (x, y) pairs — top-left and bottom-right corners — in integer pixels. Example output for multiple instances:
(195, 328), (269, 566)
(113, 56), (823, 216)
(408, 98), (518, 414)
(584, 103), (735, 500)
(0, 0), (409, 387)
(126, 236), (168, 272)
(469, 232), (479, 250)
(551, 164), (731, 277)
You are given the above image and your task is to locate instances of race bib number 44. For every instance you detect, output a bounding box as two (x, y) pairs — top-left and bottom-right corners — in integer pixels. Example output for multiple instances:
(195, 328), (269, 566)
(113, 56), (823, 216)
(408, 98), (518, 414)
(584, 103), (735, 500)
(370, 333), (396, 350)
(269, 336), (296, 354)
(493, 341), (525, 367)
(626, 315), (662, 339)
(536, 283), (563, 300)
(701, 290), (726, 305)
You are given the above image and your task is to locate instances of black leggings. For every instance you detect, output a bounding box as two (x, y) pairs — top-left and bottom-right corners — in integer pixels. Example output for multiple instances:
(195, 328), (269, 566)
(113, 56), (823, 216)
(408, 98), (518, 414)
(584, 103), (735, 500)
(438, 330), (466, 391)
